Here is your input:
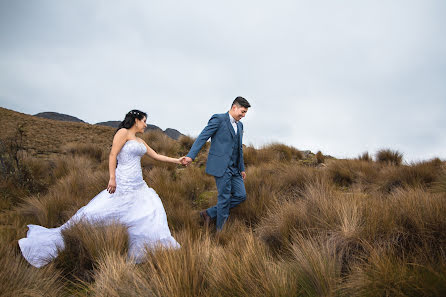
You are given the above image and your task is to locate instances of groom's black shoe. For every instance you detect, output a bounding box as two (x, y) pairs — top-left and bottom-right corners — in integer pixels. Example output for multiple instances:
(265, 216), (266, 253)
(200, 210), (211, 226)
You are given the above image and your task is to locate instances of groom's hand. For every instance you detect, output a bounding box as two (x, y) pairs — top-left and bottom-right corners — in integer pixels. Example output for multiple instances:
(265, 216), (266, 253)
(241, 171), (246, 180)
(182, 157), (193, 166)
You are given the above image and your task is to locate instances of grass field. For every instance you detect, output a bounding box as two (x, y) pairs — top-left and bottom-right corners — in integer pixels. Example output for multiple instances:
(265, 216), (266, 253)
(1, 107), (445, 296)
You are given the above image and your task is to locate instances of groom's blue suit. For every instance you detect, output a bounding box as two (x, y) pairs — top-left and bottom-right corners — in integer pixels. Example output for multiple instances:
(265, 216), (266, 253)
(186, 112), (247, 230)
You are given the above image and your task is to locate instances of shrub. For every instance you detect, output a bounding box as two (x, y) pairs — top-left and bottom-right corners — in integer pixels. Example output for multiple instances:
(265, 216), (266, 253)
(316, 151), (325, 164)
(376, 149), (403, 166)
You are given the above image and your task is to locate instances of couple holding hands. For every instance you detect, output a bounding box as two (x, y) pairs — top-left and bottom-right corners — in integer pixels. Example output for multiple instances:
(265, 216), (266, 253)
(19, 96), (251, 267)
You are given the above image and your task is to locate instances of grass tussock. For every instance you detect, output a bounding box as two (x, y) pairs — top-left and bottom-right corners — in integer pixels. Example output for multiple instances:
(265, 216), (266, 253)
(342, 245), (446, 297)
(55, 220), (129, 283)
(1, 107), (445, 296)
(16, 163), (109, 228)
(244, 143), (303, 166)
(357, 151), (372, 162)
(286, 233), (342, 297)
(376, 148), (404, 166)
(63, 142), (105, 163)
(0, 244), (64, 297)
(142, 130), (179, 157)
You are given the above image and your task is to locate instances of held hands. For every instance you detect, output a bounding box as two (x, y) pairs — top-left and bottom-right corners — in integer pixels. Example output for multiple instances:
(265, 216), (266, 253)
(107, 177), (117, 194)
(177, 156), (186, 165)
(181, 156), (193, 167)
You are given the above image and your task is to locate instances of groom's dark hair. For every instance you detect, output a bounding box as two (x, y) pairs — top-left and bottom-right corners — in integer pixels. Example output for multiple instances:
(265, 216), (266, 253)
(232, 96), (251, 108)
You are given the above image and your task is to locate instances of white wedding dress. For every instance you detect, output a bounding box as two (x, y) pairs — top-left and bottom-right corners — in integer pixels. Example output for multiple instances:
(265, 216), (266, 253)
(19, 139), (180, 268)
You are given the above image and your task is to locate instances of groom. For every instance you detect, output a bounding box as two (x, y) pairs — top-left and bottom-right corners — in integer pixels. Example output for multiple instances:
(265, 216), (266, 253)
(182, 96), (251, 231)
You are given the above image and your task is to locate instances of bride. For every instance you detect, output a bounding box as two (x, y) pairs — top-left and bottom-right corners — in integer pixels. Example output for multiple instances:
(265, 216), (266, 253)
(19, 109), (182, 267)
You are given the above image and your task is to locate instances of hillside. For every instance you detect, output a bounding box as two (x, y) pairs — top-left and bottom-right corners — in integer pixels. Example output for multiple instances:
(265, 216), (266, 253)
(1, 107), (115, 157)
(0, 106), (445, 297)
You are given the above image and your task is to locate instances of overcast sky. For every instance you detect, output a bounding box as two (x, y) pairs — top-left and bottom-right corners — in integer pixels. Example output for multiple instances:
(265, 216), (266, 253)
(1, 0), (445, 162)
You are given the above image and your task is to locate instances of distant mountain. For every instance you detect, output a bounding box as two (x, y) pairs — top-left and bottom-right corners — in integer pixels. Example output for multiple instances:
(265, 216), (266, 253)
(164, 128), (183, 140)
(94, 121), (183, 140)
(95, 121), (163, 132)
(147, 124), (163, 132)
(94, 121), (121, 128)
(34, 112), (85, 123)
(34, 111), (184, 140)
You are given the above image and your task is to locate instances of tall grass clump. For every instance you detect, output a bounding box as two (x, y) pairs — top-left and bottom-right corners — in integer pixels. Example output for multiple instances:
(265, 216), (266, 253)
(0, 125), (55, 208)
(177, 135), (196, 155)
(0, 244), (64, 297)
(63, 142), (105, 163)
(328, 160), (380, 190)
(208, 230), (292, 297)
(89, 251), (153, 297)
(286, 233), (342, 297)
(90, 230), (212, 297)
(357, 151), (372, 162)
(16, 165), (109, 228)
(243, 143), (302, 166)
(376, 149), (403, 166)
(342, 245), (446, 297)
(145, 167), (201, 233)
(433, 172), (446, 193)
(55, 220), (129, 282)
(378, 158), (443, 193)
(142, 130), (179, 157)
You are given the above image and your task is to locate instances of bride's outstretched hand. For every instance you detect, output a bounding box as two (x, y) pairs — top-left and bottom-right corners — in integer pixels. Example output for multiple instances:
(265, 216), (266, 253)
(107, 178), (116, 194)
(178, 156), (187, 165)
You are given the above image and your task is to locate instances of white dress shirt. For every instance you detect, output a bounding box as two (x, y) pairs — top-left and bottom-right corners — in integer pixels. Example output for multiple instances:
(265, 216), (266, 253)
(229, 113), (238, 135)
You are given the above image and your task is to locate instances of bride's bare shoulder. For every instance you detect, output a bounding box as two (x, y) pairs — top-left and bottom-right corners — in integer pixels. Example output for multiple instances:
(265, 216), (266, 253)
(135, 137), (147, 145)
(113, 128), (130, 142)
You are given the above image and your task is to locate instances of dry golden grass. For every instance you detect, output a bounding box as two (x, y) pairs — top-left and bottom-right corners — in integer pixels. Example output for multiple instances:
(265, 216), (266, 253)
(1, 107), (445, 296)
(244, 142), (303, 166)
(357, 151), (372, 162)
(376, 148), (404, 166)
(0, 244), (64, 297)
(55, 220), (130, 283)
(62, 142), (106, 163)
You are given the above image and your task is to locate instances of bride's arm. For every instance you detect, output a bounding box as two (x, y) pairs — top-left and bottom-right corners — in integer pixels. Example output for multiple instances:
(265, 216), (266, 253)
(107, 129), (128, 193)
(141, 140), (183, 164)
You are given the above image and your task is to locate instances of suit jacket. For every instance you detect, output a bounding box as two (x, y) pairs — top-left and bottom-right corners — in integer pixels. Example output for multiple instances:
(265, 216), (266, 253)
(186, 112), (245, 177)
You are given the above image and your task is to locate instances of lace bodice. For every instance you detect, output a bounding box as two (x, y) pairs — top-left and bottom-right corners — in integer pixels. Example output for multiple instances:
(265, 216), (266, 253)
(115, 140), (147, 193)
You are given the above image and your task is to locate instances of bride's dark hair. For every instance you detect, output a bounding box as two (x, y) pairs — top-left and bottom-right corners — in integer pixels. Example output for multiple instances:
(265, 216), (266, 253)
(116, 109), (147, 132)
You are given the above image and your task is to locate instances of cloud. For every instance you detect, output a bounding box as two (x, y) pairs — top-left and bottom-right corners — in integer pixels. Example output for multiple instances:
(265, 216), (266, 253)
(1, 0), (445, 161)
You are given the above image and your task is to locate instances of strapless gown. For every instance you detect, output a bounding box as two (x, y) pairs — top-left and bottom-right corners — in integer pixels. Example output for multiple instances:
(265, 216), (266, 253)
(18, 140), (180, 267)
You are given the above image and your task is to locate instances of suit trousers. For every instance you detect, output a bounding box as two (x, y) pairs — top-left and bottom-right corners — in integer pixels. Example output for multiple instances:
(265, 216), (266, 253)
(206, 166), (247, 230)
